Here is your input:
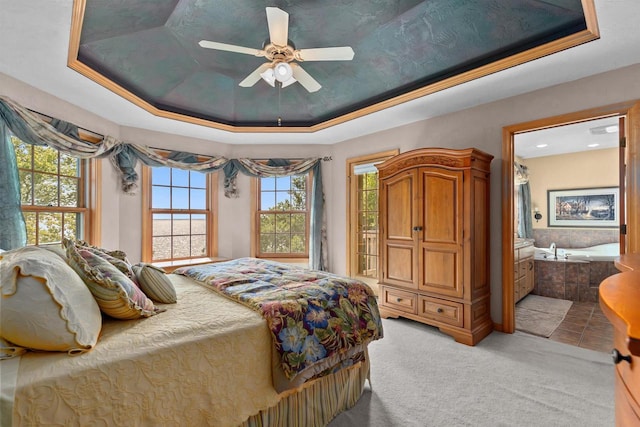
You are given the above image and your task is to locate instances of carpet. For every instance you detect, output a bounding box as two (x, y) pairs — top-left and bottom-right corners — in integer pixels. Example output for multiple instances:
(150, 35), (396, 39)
(329, 318), (613, 427)
(515, 294), (573, 337)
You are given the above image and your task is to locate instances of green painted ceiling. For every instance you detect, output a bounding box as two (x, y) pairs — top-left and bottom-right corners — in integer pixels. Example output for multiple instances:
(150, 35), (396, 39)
(75, 0), (587, 128)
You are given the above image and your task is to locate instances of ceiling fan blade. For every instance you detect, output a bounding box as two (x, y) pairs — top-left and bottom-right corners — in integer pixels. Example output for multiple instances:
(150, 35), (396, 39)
(239, 63), (273, 87)
(290, 63), (321, 93)
(297, 47), (355, 61)
(199, 40), (262, 56)
(266, 7), (289, 46)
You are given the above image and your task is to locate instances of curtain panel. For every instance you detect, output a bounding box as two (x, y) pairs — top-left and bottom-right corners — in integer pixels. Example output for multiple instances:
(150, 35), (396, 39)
(224, 159), (326, 270)
(514, 163), (533, 239)
(0, 96), (327, 270)
(0, 122), (27, 250)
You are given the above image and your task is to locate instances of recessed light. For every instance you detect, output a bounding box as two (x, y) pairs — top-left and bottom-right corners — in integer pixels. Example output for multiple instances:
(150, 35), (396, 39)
(589, 124), (619, 135)
(587, 143), (600, 148)
(536, 144), (548, 148)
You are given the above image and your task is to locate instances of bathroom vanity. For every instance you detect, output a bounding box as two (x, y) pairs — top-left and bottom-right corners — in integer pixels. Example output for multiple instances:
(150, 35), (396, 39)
(514, 239), (535, 303)
(599, 253), (640, 426)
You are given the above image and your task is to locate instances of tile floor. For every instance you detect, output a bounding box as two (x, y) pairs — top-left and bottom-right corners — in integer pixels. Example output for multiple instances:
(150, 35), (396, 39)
(547, 300), (614, 353)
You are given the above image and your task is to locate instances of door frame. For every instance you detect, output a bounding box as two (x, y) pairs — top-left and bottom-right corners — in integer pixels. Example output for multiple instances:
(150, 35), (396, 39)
(501, 100), (640, 333)
(345, 149), (399, 282)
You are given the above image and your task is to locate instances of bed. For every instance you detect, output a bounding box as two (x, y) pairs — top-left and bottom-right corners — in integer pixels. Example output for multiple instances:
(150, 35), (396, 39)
(0, 250), (382, 427)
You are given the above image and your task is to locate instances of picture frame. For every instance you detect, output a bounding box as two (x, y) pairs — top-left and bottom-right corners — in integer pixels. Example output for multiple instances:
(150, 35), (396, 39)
(547, 187), (619, 228)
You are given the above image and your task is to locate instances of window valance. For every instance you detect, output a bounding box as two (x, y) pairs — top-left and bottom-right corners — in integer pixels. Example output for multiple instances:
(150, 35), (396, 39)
(0, 96), (326, 269)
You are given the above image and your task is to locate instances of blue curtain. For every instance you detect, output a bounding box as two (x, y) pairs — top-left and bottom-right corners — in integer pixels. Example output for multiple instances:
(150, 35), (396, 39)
(517, 182), (533, 239)
(309, 162), (325, 270)
(0, 96), (328, 269)
(0, 122), (27, 249)
(112, 144), (229, 193)
(222, 158), (326, 270)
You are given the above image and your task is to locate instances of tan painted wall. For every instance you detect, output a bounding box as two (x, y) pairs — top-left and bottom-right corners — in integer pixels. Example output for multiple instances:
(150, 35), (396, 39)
(524, 148), (619, 229)
(2, 63), (640, 324)
(328, 64), (640, 323)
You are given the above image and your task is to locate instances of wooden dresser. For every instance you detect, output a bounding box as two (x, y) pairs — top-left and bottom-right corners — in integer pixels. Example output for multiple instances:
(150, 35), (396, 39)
(376, 147), (493, 346)
(599, 253), (640, 426)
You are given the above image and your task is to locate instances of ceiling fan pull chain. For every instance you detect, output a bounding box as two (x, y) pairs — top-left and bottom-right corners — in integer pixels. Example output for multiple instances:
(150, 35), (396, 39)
(277, 83), (282, 127)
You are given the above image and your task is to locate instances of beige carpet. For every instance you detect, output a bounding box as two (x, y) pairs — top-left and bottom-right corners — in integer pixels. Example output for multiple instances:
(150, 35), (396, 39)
(329, 318), (613, 427)
(516, 294), (573, 337)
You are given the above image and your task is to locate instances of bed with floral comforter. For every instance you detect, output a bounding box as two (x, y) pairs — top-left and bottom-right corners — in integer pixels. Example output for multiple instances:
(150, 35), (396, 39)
(174, 257), (383, 391)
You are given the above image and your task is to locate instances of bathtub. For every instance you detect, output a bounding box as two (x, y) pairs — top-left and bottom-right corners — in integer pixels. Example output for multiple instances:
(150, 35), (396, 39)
(533, 242), (620, 302)
(535, 243), (620, 262)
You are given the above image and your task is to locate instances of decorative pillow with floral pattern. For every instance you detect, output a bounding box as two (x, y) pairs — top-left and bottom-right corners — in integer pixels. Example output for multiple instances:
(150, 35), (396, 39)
(65, 242), (161, 320)
(71, 240), (136, 282)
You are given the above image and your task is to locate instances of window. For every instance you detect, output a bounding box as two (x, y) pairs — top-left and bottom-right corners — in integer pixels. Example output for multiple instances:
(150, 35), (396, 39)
(11, 135), (97, 245)
(346, 150), (398, 281)
(142, 166), (217, 263)
(253, 175), (310, 258)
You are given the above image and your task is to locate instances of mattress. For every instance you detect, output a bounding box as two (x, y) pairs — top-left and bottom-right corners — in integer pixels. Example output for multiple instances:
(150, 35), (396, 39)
(174, 258), (383, 392)
(8, 274), (281, 426)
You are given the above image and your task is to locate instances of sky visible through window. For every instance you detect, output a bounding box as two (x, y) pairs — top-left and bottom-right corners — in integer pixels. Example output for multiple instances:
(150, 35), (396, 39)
(152, 167), (207, 219)
(260, 176), (300, 209)
(152, 169), (299, 217)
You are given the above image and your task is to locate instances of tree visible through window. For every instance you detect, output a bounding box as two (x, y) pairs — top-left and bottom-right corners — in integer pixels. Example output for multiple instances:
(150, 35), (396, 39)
(346, 150), (398, 281)
(11, 136), (87, 245)
(356, 170), (379, 278)
(257, 175), (309, 257)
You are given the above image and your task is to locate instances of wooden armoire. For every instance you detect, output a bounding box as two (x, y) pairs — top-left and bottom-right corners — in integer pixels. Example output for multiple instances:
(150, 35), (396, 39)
(376, 147), (493, 345)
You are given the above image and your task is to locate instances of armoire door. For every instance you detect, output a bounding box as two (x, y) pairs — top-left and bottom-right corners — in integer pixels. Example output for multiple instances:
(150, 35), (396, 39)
(380, 169), (419, 289)
(418, 167), (464, 298)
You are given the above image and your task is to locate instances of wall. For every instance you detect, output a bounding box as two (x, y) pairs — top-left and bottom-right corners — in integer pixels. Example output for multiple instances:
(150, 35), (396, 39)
(525, 148), (619, 229)
(329, 64), (640, 324)
(0, 73), (123, 250)
(521, 148), (619, 249)
(2, 63), (640, 325)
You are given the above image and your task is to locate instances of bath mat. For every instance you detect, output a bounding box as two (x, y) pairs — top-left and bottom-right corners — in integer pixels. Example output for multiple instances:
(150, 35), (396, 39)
(516, 295), (572, 338)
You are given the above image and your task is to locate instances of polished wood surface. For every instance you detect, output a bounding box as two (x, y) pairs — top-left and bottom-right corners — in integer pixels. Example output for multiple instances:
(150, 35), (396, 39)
(380, 170), (418, 289)
(599, 252), (640, 426)
(420, 168), (463, 298)
(377, 147), (493, 346)
(615, 253), (640, 273)
(600, 271), (640, 354)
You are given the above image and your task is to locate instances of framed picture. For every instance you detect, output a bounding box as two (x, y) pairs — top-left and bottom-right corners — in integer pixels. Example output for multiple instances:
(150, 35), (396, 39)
(547, 187), (619, 228)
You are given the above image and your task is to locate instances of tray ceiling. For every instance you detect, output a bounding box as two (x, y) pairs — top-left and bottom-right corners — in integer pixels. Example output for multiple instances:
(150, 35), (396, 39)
(69, 0), (596, 131)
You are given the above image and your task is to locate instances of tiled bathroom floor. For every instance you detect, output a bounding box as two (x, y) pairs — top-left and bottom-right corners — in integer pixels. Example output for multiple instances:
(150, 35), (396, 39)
(548, 301), (614, 353)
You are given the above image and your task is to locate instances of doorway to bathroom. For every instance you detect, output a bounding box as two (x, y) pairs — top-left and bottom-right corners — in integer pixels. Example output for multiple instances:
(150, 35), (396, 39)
(512, 117), (620, 351)
(500, 100), (640, 344)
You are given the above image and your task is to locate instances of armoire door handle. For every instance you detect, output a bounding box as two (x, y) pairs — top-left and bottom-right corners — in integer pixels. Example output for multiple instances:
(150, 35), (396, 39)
(412, 226), (423, 231)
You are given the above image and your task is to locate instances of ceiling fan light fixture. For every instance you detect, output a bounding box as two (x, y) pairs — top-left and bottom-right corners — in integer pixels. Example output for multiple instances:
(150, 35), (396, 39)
(260, 68), (276, 87)
(274, 62), (293, 82)
(199, 7), (353, 93)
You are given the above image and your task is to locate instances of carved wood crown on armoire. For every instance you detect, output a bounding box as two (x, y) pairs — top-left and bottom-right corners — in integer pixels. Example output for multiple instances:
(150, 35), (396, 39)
(376, 147), (494, 346)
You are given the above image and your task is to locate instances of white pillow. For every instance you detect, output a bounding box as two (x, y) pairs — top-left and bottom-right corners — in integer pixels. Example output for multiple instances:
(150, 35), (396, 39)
(0, 246), (102, 354)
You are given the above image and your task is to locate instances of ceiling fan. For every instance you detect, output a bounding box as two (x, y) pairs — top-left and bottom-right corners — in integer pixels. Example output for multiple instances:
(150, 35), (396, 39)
(198, 7), (354, 93)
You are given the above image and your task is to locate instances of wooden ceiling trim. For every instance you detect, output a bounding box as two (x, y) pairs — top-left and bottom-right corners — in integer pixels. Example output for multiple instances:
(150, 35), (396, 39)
(67, 0), (599, 133)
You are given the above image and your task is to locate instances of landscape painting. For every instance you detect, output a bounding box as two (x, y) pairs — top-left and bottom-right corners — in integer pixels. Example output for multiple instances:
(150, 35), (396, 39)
(548, 187), (619, 228)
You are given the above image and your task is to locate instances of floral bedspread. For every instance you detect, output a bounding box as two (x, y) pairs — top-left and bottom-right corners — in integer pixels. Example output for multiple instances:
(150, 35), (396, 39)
(174, 258), (383, 381)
